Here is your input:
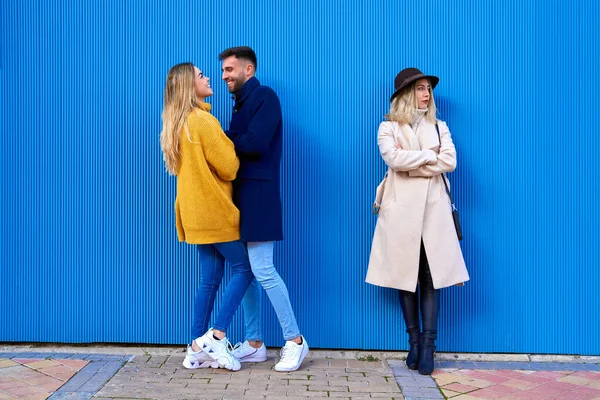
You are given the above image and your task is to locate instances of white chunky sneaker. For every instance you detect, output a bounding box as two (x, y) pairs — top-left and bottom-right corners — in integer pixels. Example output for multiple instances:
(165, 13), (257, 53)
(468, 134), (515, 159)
(232, 340), (267, 363)
(274, 336), (309, 372)
(195, 329), (241, 371)
(182, 344), (219, 369)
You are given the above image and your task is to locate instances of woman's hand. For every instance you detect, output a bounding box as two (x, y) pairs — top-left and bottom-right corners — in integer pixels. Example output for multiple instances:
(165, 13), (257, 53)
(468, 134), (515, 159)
(394, 143), (403, 150)
(424, 149), (438, 165)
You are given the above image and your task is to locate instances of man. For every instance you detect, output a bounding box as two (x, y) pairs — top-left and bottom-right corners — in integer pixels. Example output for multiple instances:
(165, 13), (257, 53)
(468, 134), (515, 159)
(219, 46), (308, 372)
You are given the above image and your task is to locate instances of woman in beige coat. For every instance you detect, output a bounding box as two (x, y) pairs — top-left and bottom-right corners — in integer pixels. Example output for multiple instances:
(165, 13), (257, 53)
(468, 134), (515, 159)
(366, 68), (469, 375)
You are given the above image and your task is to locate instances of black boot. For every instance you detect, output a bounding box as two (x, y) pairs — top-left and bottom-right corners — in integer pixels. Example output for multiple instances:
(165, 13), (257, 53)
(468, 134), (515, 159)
(406, 331), (421, 370)
(417, 241), (439, 376)
(399, 290), (420, 370)
(418, 335), (436, 375)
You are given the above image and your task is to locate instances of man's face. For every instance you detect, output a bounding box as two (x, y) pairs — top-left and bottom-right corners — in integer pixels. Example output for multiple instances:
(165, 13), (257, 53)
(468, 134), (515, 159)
(221, 56), (250, 93)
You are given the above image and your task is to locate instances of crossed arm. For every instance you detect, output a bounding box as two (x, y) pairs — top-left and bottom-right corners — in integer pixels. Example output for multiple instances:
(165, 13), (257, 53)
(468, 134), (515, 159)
(378, 122), (437, 171)
(407, 122), (457, 177)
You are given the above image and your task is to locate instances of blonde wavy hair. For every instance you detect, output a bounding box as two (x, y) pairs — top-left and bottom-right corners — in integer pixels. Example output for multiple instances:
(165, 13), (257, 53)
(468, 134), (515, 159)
(385, 80), (437, 124)
(160, 63), (200, 175)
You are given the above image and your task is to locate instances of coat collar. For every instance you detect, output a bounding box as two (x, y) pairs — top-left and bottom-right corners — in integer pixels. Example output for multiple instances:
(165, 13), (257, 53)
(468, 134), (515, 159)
(233, 77), (260, 103)
(399, 123), (422, 151)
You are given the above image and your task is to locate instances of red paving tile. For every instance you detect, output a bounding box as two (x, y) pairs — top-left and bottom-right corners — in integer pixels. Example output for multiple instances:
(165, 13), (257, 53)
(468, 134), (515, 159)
(542, 381), (581, 392)
(468, 388), (503, 399)
(568, 386), (600, 399)
(55, 359), (88, 370)
(525, 383), (572, 396)
(530, 370), (572, 380)
(0, 357), (89, 399)
(500, 378), (540, 390)
(457, 369), (492, 378)
(434, 367), (600, 400)
(500, 390), (549, 400)
(37, 365), (77, 381)
(27, 376), (64, 391)
(0, 375), (18, 384)
(0, 380), (27, 390)
(5, 385), (46, 397)
(477, 382), (520, 395)
(443, 382), (481, 394)
(517, 374), (554, 384)
(475, 373), (513, 384)
(572, 371), (600, 380)
(491, 370), (533, 379)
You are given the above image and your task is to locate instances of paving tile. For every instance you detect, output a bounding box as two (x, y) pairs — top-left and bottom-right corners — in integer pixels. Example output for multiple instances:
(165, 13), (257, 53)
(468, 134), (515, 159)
(467, 388), (502, 399)
(0, 359), (19, 369)
(540, 363), (573, 371)
(431, 373), (468, 386)
(559, 374), (593, 386)
(48, 393), (77, 399)
(442, 382), (479, 394)
(488, 362), (519, 370)
(470, 372), (512, 384)
(458, 362), (486, 370)
(475, 383), (520, 395)
(454, 369), (492, 377)
(27, 359), (61, 370)
(499, 391), (549, 400)
(572, 371), (600, 379)
(588, 380), (600, 390)
(570, 364), (600, 371)
(6, 385), (46, 397)
(490, 370), (531, 379)
(500, 378), (540, 390)
(0, 379), (28, 391)
(55, 359), (89, 371)
(441, 388), (463, 398)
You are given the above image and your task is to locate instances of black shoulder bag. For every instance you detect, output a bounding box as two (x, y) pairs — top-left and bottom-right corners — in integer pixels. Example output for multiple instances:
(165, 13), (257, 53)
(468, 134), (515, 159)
(435, 123), (463, 241)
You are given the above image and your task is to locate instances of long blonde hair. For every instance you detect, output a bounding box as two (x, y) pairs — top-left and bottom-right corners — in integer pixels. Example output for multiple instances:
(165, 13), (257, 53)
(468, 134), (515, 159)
(385, 80), (437, 124)
(160, 63), (199, 175)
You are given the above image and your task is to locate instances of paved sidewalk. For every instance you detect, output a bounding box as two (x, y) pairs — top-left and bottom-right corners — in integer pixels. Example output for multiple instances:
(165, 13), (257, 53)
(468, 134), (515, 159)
(93, 352), (404, 400)
(1, 345), (599, 399)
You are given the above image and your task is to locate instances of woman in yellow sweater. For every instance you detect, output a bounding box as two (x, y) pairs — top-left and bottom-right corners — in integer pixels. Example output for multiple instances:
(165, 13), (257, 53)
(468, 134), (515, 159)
(160, 63), (253, 372)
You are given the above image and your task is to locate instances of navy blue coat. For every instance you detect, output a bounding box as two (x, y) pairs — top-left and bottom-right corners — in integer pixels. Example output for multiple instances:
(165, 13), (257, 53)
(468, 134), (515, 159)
(226, 77), (283, 242)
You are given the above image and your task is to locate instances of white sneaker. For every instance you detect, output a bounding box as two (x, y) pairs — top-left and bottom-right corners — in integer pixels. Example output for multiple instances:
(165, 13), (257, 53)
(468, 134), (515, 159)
(195, 329), (241, 371)
(232, 341), (267, 363)
(274, 336), (309, 372)
(182, 344), (219, 369)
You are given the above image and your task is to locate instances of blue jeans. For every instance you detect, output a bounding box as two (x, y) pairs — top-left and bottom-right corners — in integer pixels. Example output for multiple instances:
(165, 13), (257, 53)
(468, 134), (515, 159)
(241, 241), (301, 341)
(191, 240), (253, 340)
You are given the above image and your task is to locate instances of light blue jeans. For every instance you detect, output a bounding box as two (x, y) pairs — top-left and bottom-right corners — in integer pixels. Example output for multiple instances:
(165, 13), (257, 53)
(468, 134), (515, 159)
(241, 241), (301, 341)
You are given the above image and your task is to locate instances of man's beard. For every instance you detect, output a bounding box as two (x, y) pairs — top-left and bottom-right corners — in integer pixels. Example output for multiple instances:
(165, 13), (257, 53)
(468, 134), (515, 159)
(229, 75), (246, 93)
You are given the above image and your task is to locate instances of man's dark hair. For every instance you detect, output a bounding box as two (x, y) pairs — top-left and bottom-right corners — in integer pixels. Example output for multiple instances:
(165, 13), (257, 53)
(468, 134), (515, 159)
(219, 46), (257, 69)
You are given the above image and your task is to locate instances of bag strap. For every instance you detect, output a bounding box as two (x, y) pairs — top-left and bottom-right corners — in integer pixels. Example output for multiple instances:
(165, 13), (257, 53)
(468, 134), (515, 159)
(435, 123), (457, 211)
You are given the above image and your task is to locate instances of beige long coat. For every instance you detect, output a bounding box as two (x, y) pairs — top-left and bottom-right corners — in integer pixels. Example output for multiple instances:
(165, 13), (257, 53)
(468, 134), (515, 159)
(366, 119), (470, 292)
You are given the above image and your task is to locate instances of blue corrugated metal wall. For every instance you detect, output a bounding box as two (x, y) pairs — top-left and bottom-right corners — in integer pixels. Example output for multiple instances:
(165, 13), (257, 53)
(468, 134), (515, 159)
(1, 0), (599, 355)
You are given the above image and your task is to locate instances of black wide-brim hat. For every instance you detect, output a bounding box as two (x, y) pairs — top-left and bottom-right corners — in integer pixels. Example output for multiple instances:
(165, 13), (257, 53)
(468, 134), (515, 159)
(390, 67), (439, 102)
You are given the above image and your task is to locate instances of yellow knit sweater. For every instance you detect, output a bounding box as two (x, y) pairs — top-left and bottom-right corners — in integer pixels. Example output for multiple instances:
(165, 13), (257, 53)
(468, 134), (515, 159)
(175, 104), (240, 244)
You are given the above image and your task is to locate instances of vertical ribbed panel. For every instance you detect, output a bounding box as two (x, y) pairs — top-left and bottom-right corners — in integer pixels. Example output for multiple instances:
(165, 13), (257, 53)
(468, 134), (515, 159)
(1, 0), (598, 355)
